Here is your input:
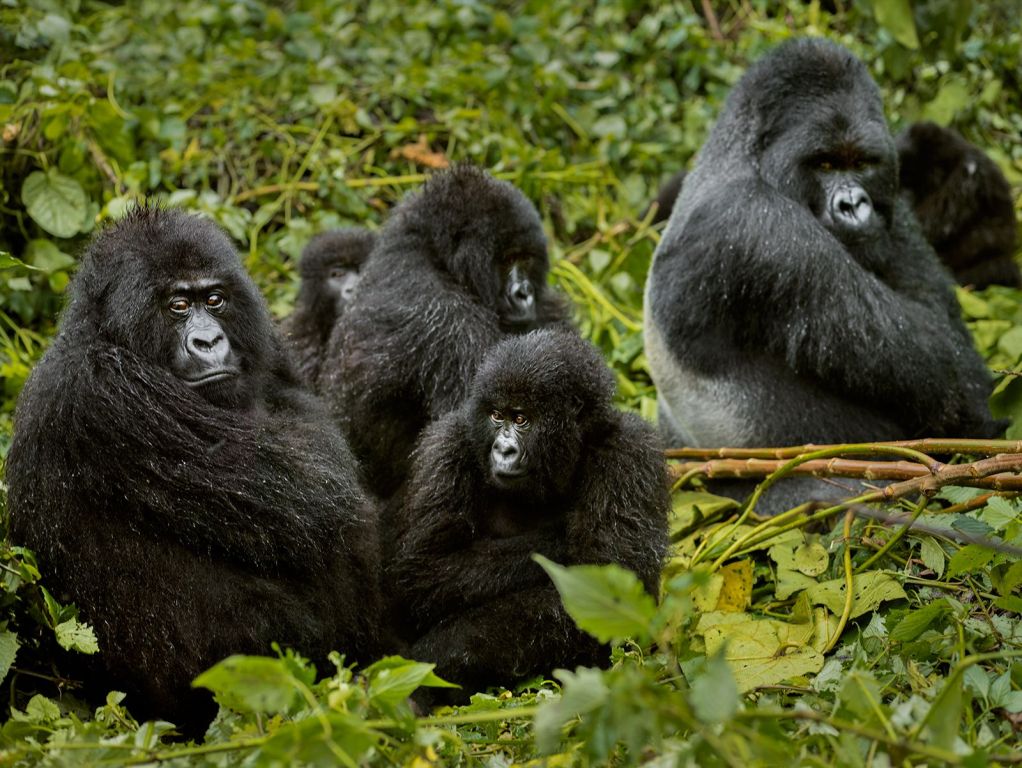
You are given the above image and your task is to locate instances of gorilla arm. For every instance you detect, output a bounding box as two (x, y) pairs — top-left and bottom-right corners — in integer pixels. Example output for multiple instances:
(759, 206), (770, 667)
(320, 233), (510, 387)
(658, 181), (994, 434)
(64, 342), (353, 570)
(565, 414), (669, 595)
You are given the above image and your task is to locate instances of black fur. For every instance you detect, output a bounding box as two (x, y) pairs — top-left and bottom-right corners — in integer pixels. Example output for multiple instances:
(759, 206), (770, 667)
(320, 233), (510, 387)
(281, 228), (377, 384)
(319, 165), (572, 499)
(644, 39), (1001, 510)
(390, 329), (669, 701)
(897, 121), (1020, 288)
(5, 206), (385, 735)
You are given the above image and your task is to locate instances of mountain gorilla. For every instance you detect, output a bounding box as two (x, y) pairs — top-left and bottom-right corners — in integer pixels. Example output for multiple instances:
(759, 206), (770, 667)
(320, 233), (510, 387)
(897, 121), (1020, 289)
(645, 170), (687, 226)
(644, 38), (1002, 511)
(281, 228), (377, 384)
(320, 165), (572, 499)
(5, 206), (385, 735)
(390, 330), (669, 701)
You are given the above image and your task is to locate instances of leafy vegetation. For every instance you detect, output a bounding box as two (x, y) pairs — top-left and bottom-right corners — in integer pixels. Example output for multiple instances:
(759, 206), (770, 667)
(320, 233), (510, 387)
(1, 0), (1022, 764)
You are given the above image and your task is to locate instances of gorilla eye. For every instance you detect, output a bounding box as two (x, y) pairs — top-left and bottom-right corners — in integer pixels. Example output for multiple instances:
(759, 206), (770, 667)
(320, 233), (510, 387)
(329, 268), (344, 279)
(513, 413), (529, 427)
(490, 410), (504, 424)
(206, 292), (227, 311)
(169, 297), (190, 315)
(818, 160), (834, 171)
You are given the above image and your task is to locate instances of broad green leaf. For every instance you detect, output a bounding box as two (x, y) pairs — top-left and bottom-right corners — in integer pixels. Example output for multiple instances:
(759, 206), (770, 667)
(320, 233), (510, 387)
(0, 630), (19, 681)
(770, 539), (826, 600)
(950, 515), (993, 538)
(25, 239), (75, 274)
(256, 711), (378, 767)
(890, 599), (951, 642)
(192, 655), (300, 715)
(873, 0), (919, 48)
(55, 619), (98, 654)
(21, 169), (88, 239)
(919, 538), (946, 578)
(806, 570), (907, 619)
(0, 252), (39, 270)
(947, 544), (996, 578)
(535, 555), (656, 644)
(695, 610), (836, 692)
(924, 673), (963, 751)
(535, 667), (610, 754)
(364, 656), (457, 710)
(979, 497), (1019, 531)
(690, 650), (739, 724)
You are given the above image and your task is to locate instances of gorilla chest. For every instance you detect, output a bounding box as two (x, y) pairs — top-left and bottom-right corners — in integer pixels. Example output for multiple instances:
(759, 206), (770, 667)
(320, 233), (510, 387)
(480, 500), (563, 539)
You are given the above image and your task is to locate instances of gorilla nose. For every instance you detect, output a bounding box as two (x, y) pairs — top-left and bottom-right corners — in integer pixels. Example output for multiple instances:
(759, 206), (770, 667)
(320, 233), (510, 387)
(513, 281), (534, 302)
(831, 185), (873, 228)
(187, 330), (229, 365)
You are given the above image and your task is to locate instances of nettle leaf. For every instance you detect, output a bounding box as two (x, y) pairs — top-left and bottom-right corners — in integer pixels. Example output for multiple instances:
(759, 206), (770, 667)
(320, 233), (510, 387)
(55, 619), (98, 654)
(364, 656), (457, 710)
(979, 496), (1019, 532)
(806, 570), (907, 619)
(890, 599), (951, 642)
(947, 544), (996, 579)
(950, 515), (993, 538)
(192, 655), (301, 715)
(919, 538), (946, 578)
(535, 666), (610, 754)
(21, 169), (89, 239)
(690, 650), (738, 724)
(0, 630), (20, 681)
(535, 555), (656, 644)
(256, 711), (378, 766)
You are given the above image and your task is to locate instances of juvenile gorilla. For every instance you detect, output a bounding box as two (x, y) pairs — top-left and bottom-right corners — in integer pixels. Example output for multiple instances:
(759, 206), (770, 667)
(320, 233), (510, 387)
(897, 121), (1020, 288)
(320, 165), (571, 499)
(5, 207), (385, 735)
(644, 39), (1001, 509)
(281, 228), (377, 384)
(390, 330), (669, 700)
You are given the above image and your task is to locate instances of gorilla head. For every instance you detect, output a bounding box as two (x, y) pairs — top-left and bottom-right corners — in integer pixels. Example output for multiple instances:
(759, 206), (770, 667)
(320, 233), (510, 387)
(70, 206), (271, 409)
(392, 164), (549, 331)
(296, 228), (376, 324)
(468, 329), (615, 502)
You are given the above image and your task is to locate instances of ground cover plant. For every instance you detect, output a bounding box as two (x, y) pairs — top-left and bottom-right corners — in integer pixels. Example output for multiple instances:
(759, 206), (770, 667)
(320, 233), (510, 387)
(1, 0), (1022, 764)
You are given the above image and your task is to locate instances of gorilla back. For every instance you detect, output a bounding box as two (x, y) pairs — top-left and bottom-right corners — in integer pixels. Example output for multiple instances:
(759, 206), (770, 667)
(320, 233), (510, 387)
(5, 206), (384, 735)
(644, 38), (1000, 506)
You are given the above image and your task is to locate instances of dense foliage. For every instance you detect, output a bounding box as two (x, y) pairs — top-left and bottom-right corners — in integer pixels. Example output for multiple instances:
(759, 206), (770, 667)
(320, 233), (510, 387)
(1, 0), (1021, 764)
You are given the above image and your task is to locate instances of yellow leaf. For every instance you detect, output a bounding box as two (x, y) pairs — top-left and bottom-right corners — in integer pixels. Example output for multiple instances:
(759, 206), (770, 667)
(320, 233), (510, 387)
(715, 560), (753, 612)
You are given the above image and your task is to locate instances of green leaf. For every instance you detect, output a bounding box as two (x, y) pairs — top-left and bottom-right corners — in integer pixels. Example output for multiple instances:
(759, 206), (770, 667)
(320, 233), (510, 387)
(192, 655), (301, 715)
(25, 239), (76, 274)
(947, 544), (996, 578)
(257, 711), (378, 767)
(534, 555), (656, 644)
(805, 570), (907, 619)
(919, 538), (946, 578)
(534, 666), (610, 754)
(364, 656), (457, 711)
(55, 619), (99, 654)
(690, 650), (739, 724)
(979, 497), (1019, 532)
(950, 515), (993, 538)
(890, 599), (951, 642)
(21, 169), (89, 239)
(0, 252), (39, 271)
(873, 0), (919, 49)
(0, 630), (19, 681)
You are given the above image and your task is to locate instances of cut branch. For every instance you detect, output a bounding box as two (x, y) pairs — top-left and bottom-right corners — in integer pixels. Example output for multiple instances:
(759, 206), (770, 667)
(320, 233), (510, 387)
(666, 438), (1022, 461)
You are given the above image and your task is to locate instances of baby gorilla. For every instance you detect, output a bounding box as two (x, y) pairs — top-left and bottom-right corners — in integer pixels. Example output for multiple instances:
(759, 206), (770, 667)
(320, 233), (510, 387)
(321, 164), (572, 499)
(897, 121), (1020, 288)
(390, 330), (669, 702)
(281, 228), (377, 384)
(5, 206), (385, 736)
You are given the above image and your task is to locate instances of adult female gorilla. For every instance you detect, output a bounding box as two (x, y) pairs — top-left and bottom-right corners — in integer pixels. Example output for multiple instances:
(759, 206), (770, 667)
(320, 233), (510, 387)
(6, 206), (386, 735)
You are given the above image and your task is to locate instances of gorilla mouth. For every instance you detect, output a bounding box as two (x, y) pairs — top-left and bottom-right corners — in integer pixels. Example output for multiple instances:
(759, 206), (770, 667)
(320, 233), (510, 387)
(184, 369), (240, 387)
(492, 468), (529, 486)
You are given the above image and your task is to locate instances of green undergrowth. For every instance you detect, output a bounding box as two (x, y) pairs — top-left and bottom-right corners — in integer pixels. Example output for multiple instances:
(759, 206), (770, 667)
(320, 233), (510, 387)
(1, 0), (1022, 764)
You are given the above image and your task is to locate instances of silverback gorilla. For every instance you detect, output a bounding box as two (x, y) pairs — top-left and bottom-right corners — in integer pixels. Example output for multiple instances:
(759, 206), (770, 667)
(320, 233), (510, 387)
(320, 165), (572, 499)
(897, 121), (1020, 289)
(644, 39), (1002, 510)
(390, 330), (668, 701)
(281, 228), (378, 385)
(5, 206), (385, 735)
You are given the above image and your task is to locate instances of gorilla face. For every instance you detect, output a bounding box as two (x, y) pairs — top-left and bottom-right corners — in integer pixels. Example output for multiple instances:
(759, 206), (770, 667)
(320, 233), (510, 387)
(486, 404), (533, 487)
(497, 262), (537, 328)
(325, 264), (360, 313)
(758, 107), (897, 245)
(165, 280), (245, 406)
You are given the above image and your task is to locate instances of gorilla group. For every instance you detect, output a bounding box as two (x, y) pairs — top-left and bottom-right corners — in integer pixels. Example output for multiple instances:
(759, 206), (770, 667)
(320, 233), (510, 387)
(280, 227), (377, 385)
(318, 164), (572, 499)
(5, 207), (386, 735)
(645, 38), (1003, 511)
(390, 329), (669, 701)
